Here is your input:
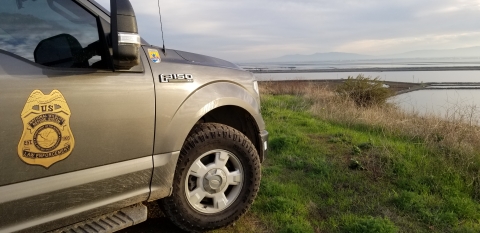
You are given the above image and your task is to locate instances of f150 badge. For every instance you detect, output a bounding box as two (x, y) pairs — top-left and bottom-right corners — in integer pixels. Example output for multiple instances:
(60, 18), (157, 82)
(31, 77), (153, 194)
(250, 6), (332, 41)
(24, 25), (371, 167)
(160, 74), (194, 83)
(18, 90), (75, 168)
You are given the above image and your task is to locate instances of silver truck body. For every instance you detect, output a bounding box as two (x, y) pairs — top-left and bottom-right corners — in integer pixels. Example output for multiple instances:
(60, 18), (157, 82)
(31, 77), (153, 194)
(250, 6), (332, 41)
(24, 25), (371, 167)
(0, 0), (268, 232)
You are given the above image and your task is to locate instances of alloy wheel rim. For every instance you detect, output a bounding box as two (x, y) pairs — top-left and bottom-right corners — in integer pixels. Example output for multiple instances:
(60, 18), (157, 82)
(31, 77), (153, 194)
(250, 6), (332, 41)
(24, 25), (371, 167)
(185, 149), (244, 214)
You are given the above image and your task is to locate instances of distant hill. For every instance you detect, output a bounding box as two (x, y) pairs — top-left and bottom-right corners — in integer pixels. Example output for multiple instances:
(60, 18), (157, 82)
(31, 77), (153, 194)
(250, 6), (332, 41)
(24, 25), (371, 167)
(263, 52), (373, 62)
(382, 46), (480, 58)
(250, 46), (480, 63)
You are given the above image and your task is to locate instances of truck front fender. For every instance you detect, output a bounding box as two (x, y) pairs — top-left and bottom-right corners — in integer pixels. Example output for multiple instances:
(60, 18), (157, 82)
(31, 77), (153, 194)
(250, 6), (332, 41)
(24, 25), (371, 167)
(155, 81), (262, 154)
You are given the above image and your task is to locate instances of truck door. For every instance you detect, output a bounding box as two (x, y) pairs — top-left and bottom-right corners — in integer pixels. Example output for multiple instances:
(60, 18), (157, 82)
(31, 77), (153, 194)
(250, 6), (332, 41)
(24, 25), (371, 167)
(0, 0), (154, 231)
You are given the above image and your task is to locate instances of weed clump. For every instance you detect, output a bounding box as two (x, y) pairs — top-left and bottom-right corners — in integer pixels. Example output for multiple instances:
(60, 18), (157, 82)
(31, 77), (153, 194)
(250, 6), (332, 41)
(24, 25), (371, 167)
(336, 74), (393, 107)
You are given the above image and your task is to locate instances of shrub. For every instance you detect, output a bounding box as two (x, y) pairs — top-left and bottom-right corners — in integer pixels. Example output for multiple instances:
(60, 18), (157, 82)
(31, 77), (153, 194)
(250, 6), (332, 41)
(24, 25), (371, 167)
(336, 74), (393, 107)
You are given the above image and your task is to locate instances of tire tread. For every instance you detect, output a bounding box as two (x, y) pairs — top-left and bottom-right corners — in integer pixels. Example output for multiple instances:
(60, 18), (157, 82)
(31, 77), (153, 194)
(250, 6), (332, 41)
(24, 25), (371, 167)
(159, 123), (261, 232)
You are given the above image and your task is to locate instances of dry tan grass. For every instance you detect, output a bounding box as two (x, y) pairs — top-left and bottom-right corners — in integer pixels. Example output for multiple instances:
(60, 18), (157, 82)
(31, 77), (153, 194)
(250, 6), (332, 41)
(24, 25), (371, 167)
(260, 81), (480, 168)
(259, 80), (328, 96)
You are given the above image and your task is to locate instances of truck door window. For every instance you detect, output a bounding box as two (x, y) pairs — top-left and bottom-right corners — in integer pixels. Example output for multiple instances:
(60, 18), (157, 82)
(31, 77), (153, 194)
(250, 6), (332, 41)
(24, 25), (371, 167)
(0, 0), (107, 69)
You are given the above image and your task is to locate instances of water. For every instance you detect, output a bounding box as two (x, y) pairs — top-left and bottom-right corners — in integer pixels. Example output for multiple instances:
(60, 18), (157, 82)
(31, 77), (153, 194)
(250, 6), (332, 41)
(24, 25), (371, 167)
(391, 89), (480, 123)
(244, 57), (480, 82)
(240, 57), (480, 71)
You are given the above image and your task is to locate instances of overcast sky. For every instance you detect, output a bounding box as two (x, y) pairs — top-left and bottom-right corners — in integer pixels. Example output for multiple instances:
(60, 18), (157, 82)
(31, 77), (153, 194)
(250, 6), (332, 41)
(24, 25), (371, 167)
(96, 0), (480, 61)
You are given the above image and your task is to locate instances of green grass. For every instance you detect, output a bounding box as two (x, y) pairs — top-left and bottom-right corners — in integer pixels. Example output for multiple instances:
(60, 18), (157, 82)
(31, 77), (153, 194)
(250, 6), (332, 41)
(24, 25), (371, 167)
(218, 94), (480, 233)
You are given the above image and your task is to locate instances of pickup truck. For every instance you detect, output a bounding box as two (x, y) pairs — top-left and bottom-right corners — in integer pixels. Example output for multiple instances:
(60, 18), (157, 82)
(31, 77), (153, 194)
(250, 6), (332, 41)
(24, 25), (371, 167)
(0, 0), (268, 232)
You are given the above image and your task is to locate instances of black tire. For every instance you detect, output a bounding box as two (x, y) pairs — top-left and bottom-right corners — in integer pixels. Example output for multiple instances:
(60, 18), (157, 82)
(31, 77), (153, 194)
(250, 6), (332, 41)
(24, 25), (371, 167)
(159, 123), (261, 232)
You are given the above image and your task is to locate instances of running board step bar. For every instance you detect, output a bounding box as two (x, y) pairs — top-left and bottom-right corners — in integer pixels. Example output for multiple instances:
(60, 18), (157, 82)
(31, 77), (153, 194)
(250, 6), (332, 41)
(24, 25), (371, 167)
(49, 204), (147, 233)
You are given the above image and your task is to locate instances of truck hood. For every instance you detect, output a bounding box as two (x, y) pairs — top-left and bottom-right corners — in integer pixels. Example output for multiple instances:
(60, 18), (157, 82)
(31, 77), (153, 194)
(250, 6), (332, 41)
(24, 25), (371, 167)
(173, 50), (242, 70)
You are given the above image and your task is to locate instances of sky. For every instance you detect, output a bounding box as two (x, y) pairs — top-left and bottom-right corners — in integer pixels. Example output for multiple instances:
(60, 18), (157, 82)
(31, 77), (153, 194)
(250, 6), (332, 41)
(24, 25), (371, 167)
(95, 0), (480, 62)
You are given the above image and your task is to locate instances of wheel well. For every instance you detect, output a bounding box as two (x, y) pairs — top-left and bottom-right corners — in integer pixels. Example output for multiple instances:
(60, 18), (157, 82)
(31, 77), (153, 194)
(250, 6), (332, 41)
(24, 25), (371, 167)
(197, 106), (263, 162)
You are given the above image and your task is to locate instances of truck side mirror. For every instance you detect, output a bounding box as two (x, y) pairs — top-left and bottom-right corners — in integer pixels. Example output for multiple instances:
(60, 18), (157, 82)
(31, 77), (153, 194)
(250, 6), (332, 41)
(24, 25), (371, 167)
(111, 0), (140, 69)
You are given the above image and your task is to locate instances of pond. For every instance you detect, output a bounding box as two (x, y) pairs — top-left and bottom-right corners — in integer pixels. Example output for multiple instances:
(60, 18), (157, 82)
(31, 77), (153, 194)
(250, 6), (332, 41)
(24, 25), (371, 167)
(390, 89), (480, 124)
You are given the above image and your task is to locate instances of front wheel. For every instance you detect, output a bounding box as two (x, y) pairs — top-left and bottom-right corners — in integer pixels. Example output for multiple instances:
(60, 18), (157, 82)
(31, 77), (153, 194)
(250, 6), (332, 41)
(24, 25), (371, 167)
(159, 123), (261, 232)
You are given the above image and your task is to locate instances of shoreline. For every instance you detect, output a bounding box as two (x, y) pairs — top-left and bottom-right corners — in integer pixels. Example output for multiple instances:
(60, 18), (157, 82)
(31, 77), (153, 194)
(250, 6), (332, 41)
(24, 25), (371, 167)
(248, 66), (480, 73)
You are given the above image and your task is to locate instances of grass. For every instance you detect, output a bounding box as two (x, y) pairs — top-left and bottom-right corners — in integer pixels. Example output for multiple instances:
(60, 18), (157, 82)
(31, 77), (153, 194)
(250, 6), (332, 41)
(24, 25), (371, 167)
(215, 81), (480, 233)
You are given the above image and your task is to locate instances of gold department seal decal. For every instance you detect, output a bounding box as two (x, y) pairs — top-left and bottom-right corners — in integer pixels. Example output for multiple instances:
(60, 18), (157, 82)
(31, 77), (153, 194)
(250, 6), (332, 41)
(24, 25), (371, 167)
(18, 90), (75, 168)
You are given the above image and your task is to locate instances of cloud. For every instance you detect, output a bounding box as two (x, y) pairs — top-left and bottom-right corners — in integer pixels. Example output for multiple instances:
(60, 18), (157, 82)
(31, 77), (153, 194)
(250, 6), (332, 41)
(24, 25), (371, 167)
(336, 31), (480, 55)
(95, 0), (480, 61)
